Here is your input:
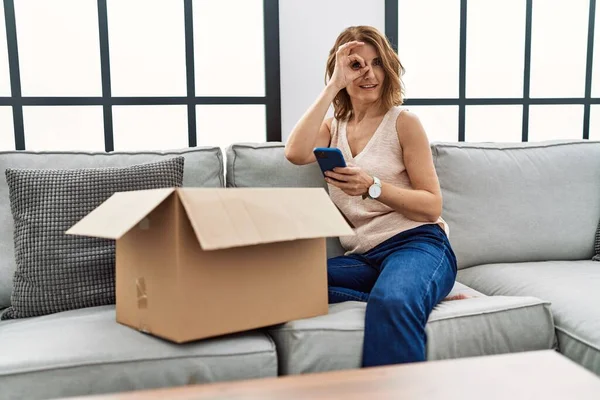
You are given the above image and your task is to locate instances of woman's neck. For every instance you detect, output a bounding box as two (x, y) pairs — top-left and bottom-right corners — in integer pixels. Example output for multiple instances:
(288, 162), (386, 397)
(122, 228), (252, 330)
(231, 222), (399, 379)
(350, 100), (384, 124)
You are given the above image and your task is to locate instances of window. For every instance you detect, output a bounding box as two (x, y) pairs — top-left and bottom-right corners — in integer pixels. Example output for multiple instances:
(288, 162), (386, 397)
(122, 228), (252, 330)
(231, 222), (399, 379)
(0, 0), (281, 151)
(112, 105), (188, 151)
(590, 105), (600, 140)
(398, 0), (460, 99)
(15, 0), (102, 97)
(406, 106), (458, 143)
(592, 1), (600, 98)
(0, 1), (11, 96)
(193, 0), (265, 96)
(107, 1), (187, 97)
(466, 0), (525, 99)
(529, 0), (588, 98)
(387, 0), (598, 142)
(23, 106), (104, 151)
(465, 106), (523, 143)
(196, 105), (266, 150)
(0, 107), (15, 150)
(528, 105), (584, 141)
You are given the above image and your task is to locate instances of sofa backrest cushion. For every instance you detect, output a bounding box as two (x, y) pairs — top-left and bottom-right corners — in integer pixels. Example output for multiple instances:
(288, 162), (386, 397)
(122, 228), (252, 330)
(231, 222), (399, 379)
(432, 140), (600, 269)
(3, 157), (185, 320)
(226, 143), (326, 189)
(0, 147), (223, 308)
(226, 143), (346, 259)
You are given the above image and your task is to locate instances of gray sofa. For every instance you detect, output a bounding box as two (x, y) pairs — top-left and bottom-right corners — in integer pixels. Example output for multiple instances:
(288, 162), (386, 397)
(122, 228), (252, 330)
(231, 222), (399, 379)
(0, 139), (598, 399)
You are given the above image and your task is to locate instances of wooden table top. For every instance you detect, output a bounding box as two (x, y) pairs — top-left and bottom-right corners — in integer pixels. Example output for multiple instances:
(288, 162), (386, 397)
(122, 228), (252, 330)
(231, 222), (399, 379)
(65, 350), (600, 400)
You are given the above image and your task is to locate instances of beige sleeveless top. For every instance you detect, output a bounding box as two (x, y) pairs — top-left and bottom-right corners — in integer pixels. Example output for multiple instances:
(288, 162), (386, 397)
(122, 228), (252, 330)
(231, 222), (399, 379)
(329, 106), (449, 254)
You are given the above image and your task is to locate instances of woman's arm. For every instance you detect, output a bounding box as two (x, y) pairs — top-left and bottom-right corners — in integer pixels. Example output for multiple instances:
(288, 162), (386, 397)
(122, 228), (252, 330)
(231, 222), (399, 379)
(284, 86), (338, 165)
(285, 41), (370, 165)
(324, 111), (442, 223)
(377, 111), (442, 222)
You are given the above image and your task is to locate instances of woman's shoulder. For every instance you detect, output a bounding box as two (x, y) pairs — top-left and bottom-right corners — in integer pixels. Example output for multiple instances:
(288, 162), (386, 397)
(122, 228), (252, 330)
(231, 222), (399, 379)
(390, 105), (413, 118)
(393, 107), (421, 129)
(393, 107), (428, 143)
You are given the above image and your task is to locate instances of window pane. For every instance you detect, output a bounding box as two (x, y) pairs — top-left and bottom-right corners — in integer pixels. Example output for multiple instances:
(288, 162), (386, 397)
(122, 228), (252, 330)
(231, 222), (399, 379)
(23, 106), (104, 151)
(530, 0), (588, 98)
(528, 105), (583, 141)
(0, 1), (10, 96)
(108, 0), (186, 97)
(196, 105), (265, 150)
(0, 107), (15, 150)
(194, 0), (265, 97)
(589, 105), (600, 140)
(466, 0), (526, 98)
(465, 106), (523, 142)
(398, 0), (460, 98)
(407, 106), (458, 142)
(15, 0), (102, 96)
(592, 4), (600, 97)
(112, 105), (188, 151)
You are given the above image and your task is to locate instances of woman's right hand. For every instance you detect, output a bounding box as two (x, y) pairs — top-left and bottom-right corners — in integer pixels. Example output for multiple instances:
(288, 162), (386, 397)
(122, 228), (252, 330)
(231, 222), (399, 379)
(328, 41), (370, 92)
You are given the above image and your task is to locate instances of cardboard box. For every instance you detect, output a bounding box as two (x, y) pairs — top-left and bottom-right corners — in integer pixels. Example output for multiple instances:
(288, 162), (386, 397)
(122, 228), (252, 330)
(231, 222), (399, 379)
(67, 187), (354, 343)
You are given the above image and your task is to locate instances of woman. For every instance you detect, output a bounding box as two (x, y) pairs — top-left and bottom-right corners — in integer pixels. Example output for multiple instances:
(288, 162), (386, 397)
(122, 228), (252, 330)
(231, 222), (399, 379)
(285, 26), (460, 367)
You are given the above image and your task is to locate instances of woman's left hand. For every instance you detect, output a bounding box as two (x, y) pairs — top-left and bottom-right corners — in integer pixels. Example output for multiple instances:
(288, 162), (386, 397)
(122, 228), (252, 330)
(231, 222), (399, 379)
(324, 166), (374, 197)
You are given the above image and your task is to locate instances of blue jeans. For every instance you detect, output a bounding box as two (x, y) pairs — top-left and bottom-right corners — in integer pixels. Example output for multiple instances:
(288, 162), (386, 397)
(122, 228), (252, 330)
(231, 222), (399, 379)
(327, 223), (457, 367)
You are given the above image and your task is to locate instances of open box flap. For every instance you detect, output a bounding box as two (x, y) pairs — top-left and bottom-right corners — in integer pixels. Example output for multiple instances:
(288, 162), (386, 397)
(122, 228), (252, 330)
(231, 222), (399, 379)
(177, 188), (355, 251)
(66, 188), (176, 239)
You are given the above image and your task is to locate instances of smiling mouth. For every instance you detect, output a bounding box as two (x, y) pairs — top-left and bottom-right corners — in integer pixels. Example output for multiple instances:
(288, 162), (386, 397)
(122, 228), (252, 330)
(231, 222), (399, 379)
(360, 84), (378, 90)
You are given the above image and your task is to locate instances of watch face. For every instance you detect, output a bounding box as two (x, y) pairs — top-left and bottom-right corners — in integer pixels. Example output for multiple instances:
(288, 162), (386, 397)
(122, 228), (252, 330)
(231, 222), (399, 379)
(369, 184), (382, 198)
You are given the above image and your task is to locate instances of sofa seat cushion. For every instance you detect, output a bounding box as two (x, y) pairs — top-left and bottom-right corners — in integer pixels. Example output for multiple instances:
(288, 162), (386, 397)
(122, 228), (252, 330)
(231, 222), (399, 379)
(0, 147), (224, 309)
(268, 282), (555, 375)
(458, 260), (600, 375)
(0, 305), (277, 399)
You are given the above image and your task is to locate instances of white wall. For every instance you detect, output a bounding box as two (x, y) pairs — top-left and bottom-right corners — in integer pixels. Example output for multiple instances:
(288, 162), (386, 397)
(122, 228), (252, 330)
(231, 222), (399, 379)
(278, 0), (385, 142)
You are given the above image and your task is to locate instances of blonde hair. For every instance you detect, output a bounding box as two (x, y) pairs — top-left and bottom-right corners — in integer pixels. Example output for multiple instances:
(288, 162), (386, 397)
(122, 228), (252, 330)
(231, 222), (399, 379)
(325, 26), (405, 121)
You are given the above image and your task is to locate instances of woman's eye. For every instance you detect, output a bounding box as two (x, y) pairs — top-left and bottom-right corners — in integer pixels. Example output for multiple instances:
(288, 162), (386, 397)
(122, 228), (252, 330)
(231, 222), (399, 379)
(373, 59), (382, 67)
(351, 62), (361, 70)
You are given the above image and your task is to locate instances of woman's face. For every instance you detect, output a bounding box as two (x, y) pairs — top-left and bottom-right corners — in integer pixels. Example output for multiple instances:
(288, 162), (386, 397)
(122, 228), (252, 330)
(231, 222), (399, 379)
(346, 43), (385, 104)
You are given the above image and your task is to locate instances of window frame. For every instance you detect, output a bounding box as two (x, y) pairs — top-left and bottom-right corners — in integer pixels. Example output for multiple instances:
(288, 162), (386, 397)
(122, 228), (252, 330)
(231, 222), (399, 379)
(386, 0), (598, 142)
(1, 0), (282, 151)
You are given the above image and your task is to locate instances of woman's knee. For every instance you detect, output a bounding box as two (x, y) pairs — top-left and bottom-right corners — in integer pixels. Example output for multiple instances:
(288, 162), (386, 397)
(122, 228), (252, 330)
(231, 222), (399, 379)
(382, 246), (456, 305)
(367, 287), (425, 320)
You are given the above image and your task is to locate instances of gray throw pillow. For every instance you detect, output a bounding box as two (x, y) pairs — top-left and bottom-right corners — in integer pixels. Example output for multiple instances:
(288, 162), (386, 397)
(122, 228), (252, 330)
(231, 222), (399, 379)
(594, 220), (600, 261)
(1, 157), (184, 319)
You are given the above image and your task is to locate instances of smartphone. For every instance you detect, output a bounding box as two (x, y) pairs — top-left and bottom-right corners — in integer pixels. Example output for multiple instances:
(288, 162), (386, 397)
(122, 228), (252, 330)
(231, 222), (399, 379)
(313, 147), (347, 176)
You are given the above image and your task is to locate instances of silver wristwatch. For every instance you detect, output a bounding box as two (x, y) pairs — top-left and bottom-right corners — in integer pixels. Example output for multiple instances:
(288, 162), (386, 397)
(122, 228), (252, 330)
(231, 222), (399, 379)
(365, 176), (382, 200)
